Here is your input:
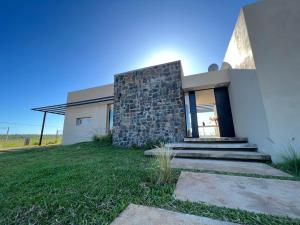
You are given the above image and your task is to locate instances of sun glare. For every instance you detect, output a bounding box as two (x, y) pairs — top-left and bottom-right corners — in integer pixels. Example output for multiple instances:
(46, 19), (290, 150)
(144, 50), (192, 75)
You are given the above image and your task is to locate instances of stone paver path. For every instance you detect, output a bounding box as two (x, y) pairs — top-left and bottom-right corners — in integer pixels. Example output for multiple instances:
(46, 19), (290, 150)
(174, 172), (300, 218)
(110, 204), (240, 225)
(171, 158), (291, 177)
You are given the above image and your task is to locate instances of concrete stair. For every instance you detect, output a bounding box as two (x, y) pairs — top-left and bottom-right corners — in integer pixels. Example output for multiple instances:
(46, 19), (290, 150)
(165, 143), (257, 151)
(145, 149), (271, 162)
(184, 137), (248, 143)
(144, 137), (272, 162)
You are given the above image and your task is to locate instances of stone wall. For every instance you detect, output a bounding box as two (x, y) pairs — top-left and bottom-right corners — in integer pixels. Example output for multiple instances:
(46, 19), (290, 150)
(113, 61), (186, 147)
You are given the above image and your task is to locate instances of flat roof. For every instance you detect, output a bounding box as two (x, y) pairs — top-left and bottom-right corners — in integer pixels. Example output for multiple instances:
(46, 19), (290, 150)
(32, 96), (114, 115)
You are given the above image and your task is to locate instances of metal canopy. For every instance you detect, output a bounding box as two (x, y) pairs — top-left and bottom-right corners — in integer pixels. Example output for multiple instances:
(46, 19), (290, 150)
(31, 95), (114, 145)
(31, 96), (114, 115)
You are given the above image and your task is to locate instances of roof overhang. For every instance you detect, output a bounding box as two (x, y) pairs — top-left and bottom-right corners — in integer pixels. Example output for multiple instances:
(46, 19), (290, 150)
(182, 70), (230, 92)
(31, 96), (114, 115)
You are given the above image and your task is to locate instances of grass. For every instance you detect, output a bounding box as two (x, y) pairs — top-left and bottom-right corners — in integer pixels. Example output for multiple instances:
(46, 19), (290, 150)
(274, 144), (300, 177)
(0, 142), (300, 225)
(92, 133), (112, 146)
(0, 134), (62, 150)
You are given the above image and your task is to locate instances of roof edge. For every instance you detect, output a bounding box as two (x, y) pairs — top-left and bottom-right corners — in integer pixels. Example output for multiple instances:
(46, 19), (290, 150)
(114, 60), (182, 77)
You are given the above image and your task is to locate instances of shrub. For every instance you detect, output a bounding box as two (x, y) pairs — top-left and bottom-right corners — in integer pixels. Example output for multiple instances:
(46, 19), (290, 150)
(279, 144), (300, 176)
(154, 144), (174, 184)
(92, 133), (112, 146)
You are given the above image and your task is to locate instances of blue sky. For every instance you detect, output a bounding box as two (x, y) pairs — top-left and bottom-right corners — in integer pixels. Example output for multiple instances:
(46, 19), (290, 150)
(0, 0), (256, 134)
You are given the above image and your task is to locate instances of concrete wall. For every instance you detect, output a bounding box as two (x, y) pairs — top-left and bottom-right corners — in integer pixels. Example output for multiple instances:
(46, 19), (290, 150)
(182, 70), (230, 92)
(243, 0), (300, 160)
(228, 70), (273, 156)
(67, 83), (114, 102)
(223, 0), (300, 161)
(222, 9), (255, 70)
(62, 84), (114, 145)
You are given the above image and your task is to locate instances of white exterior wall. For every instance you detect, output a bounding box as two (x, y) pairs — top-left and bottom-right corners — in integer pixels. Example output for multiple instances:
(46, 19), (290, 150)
(228, 70), (273, 156)
(222, 10), (255, 69)
(68, 84), (114, 102)
(62, 83), (114, 145)
(223, 0), (300, 161)
(182, 70), (230, 91)
(243, 0), (300, 161)
(62, 103), (110, 145)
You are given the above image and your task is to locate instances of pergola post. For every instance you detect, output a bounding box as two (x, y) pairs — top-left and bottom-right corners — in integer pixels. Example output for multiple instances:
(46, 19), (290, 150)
(39, 112), (47, 146)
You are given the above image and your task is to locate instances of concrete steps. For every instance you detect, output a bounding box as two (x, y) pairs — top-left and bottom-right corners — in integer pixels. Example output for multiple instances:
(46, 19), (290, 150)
(165, 143), (257, 151)
(184, 137), (248, 143)
(144, 137), (272, 162)
(144, 149), (271, 162)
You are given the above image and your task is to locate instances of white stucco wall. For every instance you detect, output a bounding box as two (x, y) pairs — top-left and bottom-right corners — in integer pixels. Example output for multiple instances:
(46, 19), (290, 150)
(68, 83), (114, 102)
(223, 0), (300, 161)
(62, 83), (114, 145)
(242, 0), (300, 160)
(222, 9), (255, 70)
(182, 70), (230, 91)
(228, 70), (274, 157)
(62, 103), (110, 145)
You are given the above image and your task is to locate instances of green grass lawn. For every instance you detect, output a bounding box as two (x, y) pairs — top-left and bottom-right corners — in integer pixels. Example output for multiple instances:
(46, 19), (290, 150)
(0, 142), (299, 225)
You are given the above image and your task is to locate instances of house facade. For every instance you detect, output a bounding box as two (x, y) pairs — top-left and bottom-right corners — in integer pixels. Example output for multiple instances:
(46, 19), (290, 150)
(58, 0), (300, 162)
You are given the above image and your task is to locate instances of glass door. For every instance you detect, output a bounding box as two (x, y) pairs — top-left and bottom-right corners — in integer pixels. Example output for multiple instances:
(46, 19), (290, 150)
(195, 89), (220, 138)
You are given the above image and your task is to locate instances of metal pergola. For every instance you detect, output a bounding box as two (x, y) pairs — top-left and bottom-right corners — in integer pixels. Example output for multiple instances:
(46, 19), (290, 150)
(31, 96), (114, 145)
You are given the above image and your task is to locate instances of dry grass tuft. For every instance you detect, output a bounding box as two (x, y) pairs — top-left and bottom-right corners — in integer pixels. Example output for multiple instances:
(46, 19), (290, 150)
(281, 144), (300, 176)
(154, 144), (175, 184)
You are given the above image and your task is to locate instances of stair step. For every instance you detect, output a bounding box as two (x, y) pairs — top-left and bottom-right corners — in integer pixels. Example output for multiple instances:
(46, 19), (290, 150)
(144, 149), (271, 162)
(170, 158), (289, 176)
(165, 143), (257, 151)
(184, 137), (248, 143)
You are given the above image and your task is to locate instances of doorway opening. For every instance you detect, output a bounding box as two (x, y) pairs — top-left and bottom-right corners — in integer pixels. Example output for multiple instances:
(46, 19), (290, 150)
(195, 89), (220, 138)
(185, 87), (235, 138)
(185, 89), (219, 138)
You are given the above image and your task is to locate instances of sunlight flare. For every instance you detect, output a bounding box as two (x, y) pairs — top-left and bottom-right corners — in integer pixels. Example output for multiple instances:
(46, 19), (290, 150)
(144, 50), (191, 75)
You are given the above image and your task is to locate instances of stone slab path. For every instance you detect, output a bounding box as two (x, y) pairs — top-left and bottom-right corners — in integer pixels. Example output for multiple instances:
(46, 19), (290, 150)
(110, 204), (240, 225)
(174, 172), (300, 218)
(171, 158), (291, 177)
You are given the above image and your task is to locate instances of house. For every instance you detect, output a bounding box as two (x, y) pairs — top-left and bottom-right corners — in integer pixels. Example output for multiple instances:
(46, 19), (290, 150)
(33, 0), (300, 162)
